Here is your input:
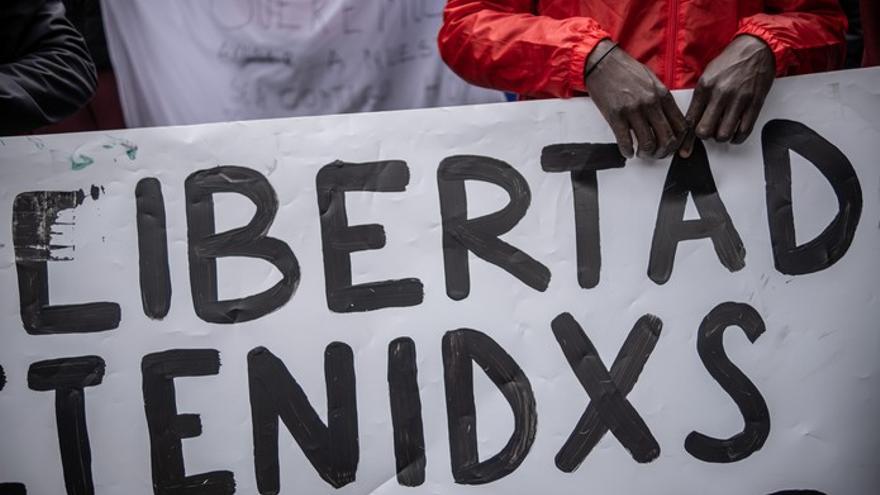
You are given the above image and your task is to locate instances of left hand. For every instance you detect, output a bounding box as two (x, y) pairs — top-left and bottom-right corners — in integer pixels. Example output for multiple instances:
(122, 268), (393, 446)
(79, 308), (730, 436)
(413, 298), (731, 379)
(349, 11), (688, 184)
(680, 35), (775, 157)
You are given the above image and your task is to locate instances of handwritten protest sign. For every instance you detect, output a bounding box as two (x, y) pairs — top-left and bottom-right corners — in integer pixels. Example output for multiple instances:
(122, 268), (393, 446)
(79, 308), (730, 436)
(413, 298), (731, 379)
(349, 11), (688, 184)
(0, 69), (878, 494)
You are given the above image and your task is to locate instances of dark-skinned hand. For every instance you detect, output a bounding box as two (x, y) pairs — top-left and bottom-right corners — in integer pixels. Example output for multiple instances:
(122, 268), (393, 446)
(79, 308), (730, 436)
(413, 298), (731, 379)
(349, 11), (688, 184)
(585, 40), (687, 159)
(680, 35), (775, 157)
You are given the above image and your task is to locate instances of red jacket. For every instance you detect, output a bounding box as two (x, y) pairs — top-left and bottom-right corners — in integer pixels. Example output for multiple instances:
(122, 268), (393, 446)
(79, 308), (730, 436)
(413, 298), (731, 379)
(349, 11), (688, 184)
(438, 0), (847, 98)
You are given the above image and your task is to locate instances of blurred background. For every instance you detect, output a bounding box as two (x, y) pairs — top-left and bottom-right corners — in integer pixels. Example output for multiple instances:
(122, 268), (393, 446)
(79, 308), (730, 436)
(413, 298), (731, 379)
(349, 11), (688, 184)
(32, 0), (879, 134)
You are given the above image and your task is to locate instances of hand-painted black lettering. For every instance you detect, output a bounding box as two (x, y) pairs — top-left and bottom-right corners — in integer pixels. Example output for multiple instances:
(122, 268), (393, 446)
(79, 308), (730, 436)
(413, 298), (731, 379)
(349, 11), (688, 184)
(141, 349), (235, 494)
(648, 140), (745, 284)
(28, 356), (105, 495)
(686, 302), (770, 463)
(13, 191), (120, 333)
(136, 178), (171, 319)
(762, 119), (862, 275)
(315, 160), (423, 312)
(0, 484), (26, 495)
(185, 166), (300, 323)
(388, 337), (426, 487)
(248, 345), (358, 491)
(540, 143), (625, 289)
(442, 329), (536, 484)
(551, 313), (661, 470)
(438, 156), (550, 300)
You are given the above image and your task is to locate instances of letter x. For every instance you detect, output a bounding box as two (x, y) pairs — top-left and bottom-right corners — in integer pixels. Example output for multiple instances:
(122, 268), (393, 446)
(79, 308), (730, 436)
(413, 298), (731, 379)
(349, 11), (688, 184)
(551, 312), (662, 472)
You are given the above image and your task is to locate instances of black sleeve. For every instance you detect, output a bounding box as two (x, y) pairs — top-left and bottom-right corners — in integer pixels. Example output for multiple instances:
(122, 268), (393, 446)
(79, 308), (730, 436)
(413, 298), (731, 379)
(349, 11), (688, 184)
(0, 0), (97, 135)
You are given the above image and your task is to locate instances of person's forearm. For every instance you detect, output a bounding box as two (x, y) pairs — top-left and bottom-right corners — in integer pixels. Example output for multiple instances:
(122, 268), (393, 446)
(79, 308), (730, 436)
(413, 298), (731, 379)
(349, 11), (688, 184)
(0, 0), (96, 134)
(735, 0), (847, 76)
(438, 0), (610, 98)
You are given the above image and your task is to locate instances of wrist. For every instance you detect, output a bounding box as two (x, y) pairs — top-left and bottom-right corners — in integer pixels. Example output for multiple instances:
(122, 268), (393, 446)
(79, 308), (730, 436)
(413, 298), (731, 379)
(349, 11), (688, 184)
(731, 34), (775, 72)
(731, 34), (772, 56)
(584, 39), (618, 83)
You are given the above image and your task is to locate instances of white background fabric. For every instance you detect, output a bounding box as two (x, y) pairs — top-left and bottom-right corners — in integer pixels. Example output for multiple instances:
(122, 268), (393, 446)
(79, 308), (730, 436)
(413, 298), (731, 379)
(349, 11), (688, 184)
(101, 0), (504, 127)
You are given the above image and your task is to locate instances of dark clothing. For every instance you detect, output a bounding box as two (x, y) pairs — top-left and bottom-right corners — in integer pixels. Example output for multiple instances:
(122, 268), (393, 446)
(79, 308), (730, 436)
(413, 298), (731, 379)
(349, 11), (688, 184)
(1, 0), (97, 135)
(37, 69), (125, 134)
(862, 0), (879, 66)
(62, 0), (111, 70)
(840, 0), (862, 68)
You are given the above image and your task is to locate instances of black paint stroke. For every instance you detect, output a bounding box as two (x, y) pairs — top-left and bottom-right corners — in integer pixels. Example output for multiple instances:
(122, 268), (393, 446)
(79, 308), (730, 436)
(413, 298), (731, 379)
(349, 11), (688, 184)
(13, 191), (120, 334)
(185, 166), (300, 324)
(686, 302), (770, 463)
(315, 160), (423, 312)
(136, 178), (171, 319)
(551, 313), (662, 470)
(88, 185), (103, 201)
(248, 345), (358, 491)
(768, 491), (827, 495)
(13, 189), (84, 263)
(0, 364), (5, 391)
(438, 155), (550, 300)
(648, 139), (746, 284)
(762, 119), (862, 275)
(541, 143), (625, 289)
(141, 349), (235, 494)
(0, 484), (26, 495)
(387, 337), (426, 487)
(28, 356), (105, 495)
(442, 329), (536, 484)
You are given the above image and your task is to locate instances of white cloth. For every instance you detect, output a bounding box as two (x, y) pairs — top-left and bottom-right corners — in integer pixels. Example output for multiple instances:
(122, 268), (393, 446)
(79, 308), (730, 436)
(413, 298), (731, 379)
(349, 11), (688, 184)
(101, 0), (504, 127)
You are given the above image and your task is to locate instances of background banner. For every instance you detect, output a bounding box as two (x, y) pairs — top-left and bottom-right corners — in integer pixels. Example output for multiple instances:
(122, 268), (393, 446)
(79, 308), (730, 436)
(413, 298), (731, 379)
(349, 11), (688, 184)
(0, 68), (878, 494)
(101, 0), (504, 127)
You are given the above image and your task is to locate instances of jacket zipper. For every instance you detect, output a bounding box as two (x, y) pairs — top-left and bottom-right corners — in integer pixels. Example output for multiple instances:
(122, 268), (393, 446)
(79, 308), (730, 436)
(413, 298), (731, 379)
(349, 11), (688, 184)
(666, 0), (679, 87)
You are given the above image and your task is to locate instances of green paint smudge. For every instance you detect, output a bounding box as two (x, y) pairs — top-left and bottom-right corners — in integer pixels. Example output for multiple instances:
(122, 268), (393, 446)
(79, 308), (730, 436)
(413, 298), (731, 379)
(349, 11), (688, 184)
(71, 154), (94, 170)
(28, 137), (46, 150)
(123, 143), (138, 160)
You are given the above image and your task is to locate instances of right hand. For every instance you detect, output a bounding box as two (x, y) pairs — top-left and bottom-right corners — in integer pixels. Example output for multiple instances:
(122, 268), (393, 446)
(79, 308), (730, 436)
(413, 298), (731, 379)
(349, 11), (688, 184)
(585, 40), (687, 159)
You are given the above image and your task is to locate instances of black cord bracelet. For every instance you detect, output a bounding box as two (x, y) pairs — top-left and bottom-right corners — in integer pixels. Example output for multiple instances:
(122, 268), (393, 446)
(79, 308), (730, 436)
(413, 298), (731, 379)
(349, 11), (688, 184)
(584, 42), (618, 81)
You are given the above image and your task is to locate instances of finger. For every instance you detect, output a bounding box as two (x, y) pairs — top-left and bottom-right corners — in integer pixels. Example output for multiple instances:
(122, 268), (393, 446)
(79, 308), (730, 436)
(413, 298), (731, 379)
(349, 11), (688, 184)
(681, 84), (709, 158)
(608, 113), (635, 158)
(661, 91), (688, 143)
(645, 104), (676, 158)
(716, 94), (750, 143)
(695, 89), (729, 141)
(684, 83), (710, 131)
(679, 130), (696, 158)
(732, 95), (764, 144)
(627, 110), (657, 158)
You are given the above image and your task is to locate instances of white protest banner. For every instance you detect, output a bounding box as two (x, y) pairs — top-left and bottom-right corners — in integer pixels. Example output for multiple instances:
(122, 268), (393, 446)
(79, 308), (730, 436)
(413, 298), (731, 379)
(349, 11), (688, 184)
(1, 68), (878, 495)
(101, 0), (504, 127)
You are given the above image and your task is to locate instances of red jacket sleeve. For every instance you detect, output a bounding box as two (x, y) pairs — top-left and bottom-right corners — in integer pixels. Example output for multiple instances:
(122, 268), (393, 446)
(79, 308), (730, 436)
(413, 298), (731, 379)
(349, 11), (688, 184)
(736, 0), (847, 76)
(437, 0), (610, 98)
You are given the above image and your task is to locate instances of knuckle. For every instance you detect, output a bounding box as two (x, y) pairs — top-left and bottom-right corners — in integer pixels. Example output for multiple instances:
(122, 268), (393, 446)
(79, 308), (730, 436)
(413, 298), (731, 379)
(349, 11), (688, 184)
(695, 125), (711, 139)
